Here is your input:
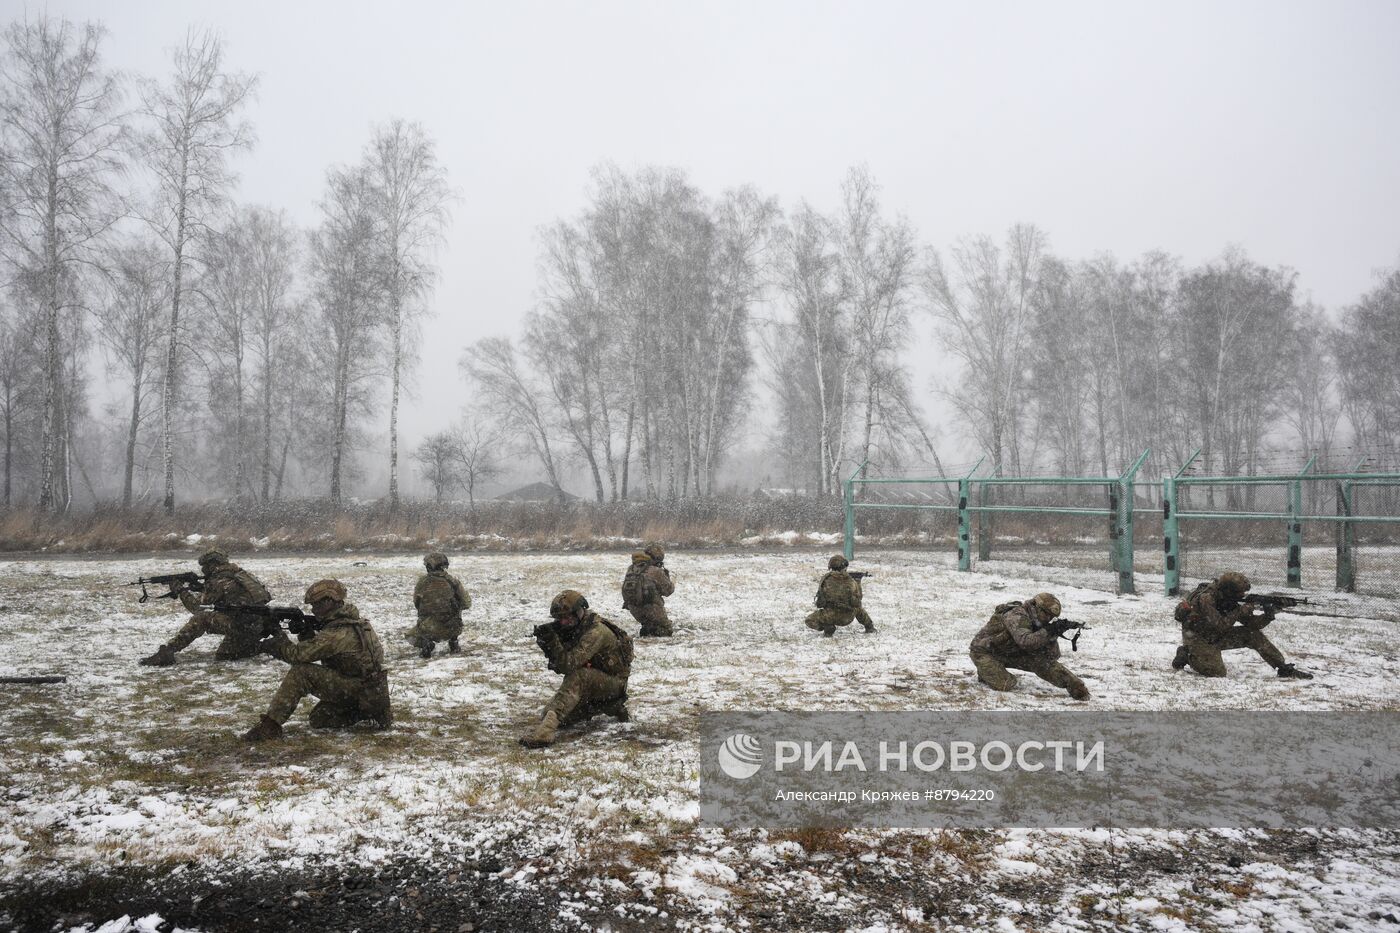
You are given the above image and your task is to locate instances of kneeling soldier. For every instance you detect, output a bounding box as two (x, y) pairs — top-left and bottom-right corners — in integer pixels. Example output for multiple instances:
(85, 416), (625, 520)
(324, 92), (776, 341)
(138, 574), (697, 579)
(242, 579), (393, 741)
(140, 548), (272, 666)
(520, 590), (632, 748)
(1172, 571), (1313, 680)
(969, 593), (1090, 701)
(409, 551), (471, 658)
(622, 544), (675, 637)
(804, 555), (875, 636)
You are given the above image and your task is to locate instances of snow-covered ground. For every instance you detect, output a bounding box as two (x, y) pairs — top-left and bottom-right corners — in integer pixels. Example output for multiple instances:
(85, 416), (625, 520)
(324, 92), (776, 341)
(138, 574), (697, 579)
(2, 549), (1398, 931)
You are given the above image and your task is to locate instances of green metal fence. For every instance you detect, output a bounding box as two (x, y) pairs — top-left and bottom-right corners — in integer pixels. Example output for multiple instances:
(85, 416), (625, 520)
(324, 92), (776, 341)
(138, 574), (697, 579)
(843, 450), (1154, 595)
(844, 451), (1400, 602)
(1163, 454), (1400, 599)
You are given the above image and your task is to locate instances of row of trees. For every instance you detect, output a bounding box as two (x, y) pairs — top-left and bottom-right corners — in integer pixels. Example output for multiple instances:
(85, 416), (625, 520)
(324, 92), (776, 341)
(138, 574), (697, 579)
(467, 164), (1397, 500)
(0, 14), (454, 512)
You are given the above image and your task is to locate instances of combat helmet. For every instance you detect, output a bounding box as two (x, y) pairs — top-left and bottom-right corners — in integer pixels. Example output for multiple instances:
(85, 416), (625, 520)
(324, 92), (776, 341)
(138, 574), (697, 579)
(1217, 571), (1251, 598)
(630, 551), (650, 564)
(549, 589), (589, 619)
(424, 551), (449, 571)
(828, 554), (849, 571)
(197, 547), (230, 569)
(1030, 592), (1062, 620)
(304, 579), (347, 607)
(643, 542), (665, 563)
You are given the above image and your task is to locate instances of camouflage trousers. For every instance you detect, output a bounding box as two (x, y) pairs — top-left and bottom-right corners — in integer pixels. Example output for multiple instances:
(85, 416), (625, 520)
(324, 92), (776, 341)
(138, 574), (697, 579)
(407, 613), (464, 646)
(971, 648), (1085, 696)
(167, 610), (264, 660)
(628, 603), (673, 637)
(266, 663), (392, 729)
(804, 607), (875, 634)
(1180, 627), (1286, 677)
(545, 668), (628, 725)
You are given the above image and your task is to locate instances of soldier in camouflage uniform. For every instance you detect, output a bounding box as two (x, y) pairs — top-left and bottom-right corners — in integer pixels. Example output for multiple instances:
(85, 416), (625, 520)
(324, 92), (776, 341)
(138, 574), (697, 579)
(1172, 571), (1313, 680)
(969, 593), (1091, 700)
(139, 549), (273, 666)
(622, 543), (675, 637)
(408, 551), (471, 658)
(520, 590), (632, 748)
(242, 579), (392, 741)
(804, 555), (875, 636)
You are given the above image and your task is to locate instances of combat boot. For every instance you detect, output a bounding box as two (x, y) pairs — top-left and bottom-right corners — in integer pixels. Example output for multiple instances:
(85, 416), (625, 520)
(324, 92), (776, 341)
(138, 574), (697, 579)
(599, 696), (630, 723)
(862, 622), (876, 633)
(418, 637), (434, 660)
(241, 715), (283, 742)
(519, 711), (559, 748)
(1068, 682), (1091, 701)
(447, 637), (461, 655)
(372, 706), (394, 730)
(821, 628), (835, 637)
(1171, 646), (1190, 670)
(1277, 663), (1314, 681)
(139, 644), (177, 667)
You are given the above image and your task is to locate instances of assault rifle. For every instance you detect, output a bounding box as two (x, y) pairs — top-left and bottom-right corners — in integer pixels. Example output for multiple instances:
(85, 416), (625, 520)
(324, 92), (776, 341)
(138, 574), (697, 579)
(1243, 593), (1308, 614)
(849, 571), (874, 581)
(1034, 618), (1090, 652)
(208, 604), (324, 638)
(126, 572), (203, 604)
(533, 621), (583, 673)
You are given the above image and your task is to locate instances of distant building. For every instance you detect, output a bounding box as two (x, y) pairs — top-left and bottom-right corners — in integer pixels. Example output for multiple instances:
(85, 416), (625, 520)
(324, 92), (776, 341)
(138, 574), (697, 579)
(494, 482), (579, 503)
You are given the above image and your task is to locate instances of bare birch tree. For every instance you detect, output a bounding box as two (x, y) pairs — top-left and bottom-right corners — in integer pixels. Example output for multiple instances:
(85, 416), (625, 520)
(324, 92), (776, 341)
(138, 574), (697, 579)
(140, 29), (255, 512)
(924, 224), (1046, 476)
(94, 240), (168, 506)
(309, 165), (384, 507)
(364, 119), (453, 511)
(0, 15), (124, 510)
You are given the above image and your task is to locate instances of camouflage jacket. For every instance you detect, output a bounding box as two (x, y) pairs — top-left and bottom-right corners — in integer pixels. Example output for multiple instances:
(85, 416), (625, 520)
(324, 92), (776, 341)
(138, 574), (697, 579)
(271, 603), (385, 681)
(181, 563), (271, 613)
(414, 570), (471, 619)
(1182, 582), (1268, 640)
(815, 571), (862, 611)
(970, 601), (1060, 659)
(540, 612), (631, 679)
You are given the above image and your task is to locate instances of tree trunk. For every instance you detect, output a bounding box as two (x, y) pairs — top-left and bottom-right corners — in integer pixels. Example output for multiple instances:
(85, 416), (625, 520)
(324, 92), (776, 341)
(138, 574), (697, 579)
(388, 305), (402, 512)
(330, 340), (350, 508)
(38, 165), (61, 511)
(260, 348), (272, 502)
(123, 355), (144, 508)
(162, 165), (190, 514)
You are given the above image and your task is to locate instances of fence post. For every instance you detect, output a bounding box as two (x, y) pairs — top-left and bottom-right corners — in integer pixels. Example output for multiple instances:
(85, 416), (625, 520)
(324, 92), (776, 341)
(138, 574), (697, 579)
(842, 460), (867, 563)
(1287, 479), (1303, 588)
(1108, 482), (1122, 578)
(1286, 456), (1315, 589)
(1163, 475), (1180, 596)
(977, 480), (992, 561)
(1116, 449), (1150, 595)
(1336, 480), (1355, 592)
(843, 478), (855, 562)
(957, 478), (972, 572)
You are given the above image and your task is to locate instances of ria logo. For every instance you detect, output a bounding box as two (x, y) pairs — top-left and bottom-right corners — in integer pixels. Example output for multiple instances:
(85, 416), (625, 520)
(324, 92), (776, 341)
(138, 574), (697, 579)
(717, 733), (763, 780)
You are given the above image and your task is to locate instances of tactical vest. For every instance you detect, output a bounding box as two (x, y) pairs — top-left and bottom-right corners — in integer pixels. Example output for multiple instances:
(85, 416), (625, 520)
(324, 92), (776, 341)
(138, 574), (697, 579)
(1175, 583), (1211, 625)
(597, 617), (635, 673)
(417, 572), (461, 617)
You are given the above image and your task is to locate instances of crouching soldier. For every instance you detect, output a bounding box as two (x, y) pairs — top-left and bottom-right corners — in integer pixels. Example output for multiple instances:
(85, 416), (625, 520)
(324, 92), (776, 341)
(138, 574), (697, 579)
(622, 543), (675, 637)
(969, 593), (1090, 701)
(242, 579), (392, 742)
(1172, 571), (1313, 680)
(409, 551), (471, 658)
(804, 555), (875, 636)
(520, 590), (632, 748)
(140, 548), (272, 667)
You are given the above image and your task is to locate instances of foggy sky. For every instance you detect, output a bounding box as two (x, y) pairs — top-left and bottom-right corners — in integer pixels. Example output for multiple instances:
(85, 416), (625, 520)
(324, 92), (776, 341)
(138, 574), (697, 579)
(24, 0), (1400, 487)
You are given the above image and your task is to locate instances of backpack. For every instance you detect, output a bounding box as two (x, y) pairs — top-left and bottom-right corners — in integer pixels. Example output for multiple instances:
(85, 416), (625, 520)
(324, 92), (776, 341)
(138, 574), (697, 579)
(1175, 583), (1209, 624)
(598, 617), (635, 669)
(232, 568), (272, 606)
(622, 564), (657, 607)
